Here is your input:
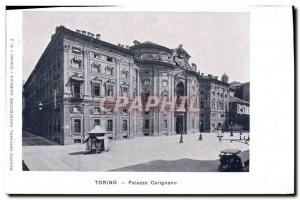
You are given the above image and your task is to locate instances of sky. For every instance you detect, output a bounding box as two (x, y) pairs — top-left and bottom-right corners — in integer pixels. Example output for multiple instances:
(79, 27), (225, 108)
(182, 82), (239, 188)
(23, 11), (249, 83)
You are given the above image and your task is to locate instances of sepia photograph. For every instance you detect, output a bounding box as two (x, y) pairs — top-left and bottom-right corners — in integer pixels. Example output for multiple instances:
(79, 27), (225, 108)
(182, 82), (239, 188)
(21, 11), (250, 172)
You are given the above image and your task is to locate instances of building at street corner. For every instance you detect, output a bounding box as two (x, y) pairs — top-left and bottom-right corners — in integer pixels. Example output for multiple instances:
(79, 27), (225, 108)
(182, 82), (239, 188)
(198, 73), (230, 132)
(23, 25), (250, 144)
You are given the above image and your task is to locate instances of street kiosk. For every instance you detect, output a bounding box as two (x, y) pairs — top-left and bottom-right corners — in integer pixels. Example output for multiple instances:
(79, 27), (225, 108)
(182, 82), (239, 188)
(84, 125), (111, 154)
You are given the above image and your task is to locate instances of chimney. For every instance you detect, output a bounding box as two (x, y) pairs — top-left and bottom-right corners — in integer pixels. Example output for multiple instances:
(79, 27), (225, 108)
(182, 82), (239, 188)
(91, 33), (95, 38)
(96, 34), (101, 40)
(133, 40), (141, 45)
(87, 32), (92, 37)
(208, 74), (212, 78)
(82, 30), (87, 35)
(76, 29), (81, 34)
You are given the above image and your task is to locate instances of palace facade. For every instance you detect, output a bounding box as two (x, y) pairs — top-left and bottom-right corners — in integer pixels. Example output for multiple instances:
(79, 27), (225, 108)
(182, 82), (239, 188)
(23, 26), (249, 144)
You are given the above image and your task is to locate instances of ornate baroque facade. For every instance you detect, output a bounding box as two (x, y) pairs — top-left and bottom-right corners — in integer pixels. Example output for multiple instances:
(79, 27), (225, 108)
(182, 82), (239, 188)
(23, 26), (204, 144)
(23, 26), (243, 144)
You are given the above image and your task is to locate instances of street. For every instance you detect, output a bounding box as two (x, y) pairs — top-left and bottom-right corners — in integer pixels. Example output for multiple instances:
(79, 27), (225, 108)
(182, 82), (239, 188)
(23, 132), (249, 171)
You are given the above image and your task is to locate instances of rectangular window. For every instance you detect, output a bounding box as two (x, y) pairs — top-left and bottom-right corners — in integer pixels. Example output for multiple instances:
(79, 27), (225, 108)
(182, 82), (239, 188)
(163, 120), (168, 129)
(73, 82), (81, 98)
(107, 119), (113, 131)
(106, 85), (114, 96)
(73, 119), (81, 134)
(144, 92), (149, 103)
(106, 68), (113, 76)
(93, 107), (100, 114)
(192, 119), (195, 129)
(92, 65), (101, 73)
(72, 47), (81, 54)
(200, 101), (204, 108)
(93, 83), (100, 97)
(71, 57), (82, 68)
(121, 71), (128, 78)
(122, 87), (128, 96)
(144, 119), (150, 129)
(122, 120), (128, 131)
(107, 56), (113, 62)
(94, 119), (100, 127)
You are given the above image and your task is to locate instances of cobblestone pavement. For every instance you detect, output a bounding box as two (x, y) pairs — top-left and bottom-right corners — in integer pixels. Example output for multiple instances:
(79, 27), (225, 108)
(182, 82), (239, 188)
(23, 132), (249, 171)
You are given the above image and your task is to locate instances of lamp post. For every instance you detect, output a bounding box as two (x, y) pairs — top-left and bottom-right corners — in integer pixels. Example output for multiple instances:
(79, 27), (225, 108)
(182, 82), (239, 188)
(239, 129), (242, 140)
(179, 130), (184, 143)
(230, 121), (233, 137)
(179, 60), (188, 143)
(38, 102), (43, 134)
(216, 127), (224, 142)
(198, 121), (203, 141)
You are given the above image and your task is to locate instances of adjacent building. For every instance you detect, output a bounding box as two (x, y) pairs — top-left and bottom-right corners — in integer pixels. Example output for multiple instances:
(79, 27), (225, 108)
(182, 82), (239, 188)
(228, 96), (250, 131)
(198, 74), (230, 132)
(229, 81), (250, 101)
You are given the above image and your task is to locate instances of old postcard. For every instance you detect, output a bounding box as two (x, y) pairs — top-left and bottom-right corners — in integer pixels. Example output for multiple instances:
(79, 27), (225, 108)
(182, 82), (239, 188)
(4, 5), (294, 195)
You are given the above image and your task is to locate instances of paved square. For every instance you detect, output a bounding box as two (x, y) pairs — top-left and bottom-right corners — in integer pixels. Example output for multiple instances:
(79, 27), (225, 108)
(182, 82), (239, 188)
(23, 132), (249, 171)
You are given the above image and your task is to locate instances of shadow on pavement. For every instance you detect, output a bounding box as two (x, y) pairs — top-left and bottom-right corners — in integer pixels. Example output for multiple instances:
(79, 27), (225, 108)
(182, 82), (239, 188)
(69, 151), (87, 155)
(22, 132), (59, 146)
(111, 158), (219, 172)
(111, 150), (249, 172)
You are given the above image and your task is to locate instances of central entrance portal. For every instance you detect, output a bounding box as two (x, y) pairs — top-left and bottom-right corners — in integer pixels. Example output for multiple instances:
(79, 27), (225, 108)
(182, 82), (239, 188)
(174, 81), (186, 135)
(175, 116), (185, 134)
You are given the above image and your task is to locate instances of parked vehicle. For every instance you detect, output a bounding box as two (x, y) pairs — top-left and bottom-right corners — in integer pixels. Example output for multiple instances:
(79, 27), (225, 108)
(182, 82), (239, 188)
(218, 149), (244, 172)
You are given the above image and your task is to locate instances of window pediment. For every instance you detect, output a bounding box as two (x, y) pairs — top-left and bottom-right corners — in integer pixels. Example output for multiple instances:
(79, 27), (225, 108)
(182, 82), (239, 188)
(120, 81), (129, 88)
(71, 56), (82, 63)
(91, 76), (102, 83)
(104, 79), (115, 85)
(70, 106), (82, 113)
(70, 73), (84, 82)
